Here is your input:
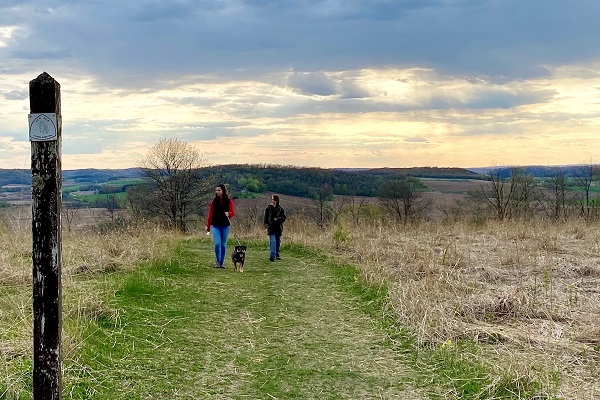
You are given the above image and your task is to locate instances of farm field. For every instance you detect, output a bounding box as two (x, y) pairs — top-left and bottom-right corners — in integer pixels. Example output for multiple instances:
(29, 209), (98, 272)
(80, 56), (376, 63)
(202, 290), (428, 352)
(420, 178), (484, 194)
(0, 175), (480, 206)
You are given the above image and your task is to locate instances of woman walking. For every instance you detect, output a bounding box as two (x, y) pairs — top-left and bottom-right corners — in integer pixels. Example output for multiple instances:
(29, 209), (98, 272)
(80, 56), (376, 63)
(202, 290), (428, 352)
(263, 194), (286, 262)
(206, 184), (235, 268)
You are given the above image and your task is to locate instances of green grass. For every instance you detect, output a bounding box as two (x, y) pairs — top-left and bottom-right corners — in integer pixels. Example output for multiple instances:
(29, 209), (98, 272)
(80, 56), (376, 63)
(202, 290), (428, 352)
(63, 240), (421, 399)
(2, 239), (550, 399)
(68, 192), (127, 203)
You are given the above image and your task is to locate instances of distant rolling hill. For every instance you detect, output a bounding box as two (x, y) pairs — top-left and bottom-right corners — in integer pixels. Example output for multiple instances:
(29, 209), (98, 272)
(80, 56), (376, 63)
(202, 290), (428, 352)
(2, 164), (591, 206)
(467, 165), (591, 178)
(0, 168), (143, 187)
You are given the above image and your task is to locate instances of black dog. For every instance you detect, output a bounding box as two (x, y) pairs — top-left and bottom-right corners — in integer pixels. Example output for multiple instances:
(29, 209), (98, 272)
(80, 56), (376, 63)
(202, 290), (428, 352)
(231, 245), (247, 272)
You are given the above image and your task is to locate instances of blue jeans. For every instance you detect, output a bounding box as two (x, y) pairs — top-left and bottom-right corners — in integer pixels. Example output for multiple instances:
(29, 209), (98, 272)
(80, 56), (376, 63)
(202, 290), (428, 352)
(269, 234), (281, 258)
(211, 225), (230, 264)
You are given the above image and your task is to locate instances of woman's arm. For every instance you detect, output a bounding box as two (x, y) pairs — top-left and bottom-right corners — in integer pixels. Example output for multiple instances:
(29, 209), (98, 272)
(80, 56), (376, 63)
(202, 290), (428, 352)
(227, 199), (235, 218)
(206, 200), (214, 230)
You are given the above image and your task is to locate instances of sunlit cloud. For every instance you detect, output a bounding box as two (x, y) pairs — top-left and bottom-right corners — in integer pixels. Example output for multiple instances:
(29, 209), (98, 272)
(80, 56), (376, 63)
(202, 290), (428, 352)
(1, 62), (599, 170)
(2, 1), (600, 169)
(0, 26), (20, 48)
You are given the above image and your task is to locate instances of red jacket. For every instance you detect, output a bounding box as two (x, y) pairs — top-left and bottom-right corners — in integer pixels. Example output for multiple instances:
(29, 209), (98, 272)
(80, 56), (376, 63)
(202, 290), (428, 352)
(206, 197), (235, 229)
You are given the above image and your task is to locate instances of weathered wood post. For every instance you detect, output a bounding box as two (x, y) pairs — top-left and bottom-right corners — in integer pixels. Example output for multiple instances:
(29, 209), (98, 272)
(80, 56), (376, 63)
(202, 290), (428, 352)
(29, 71), (62, 400)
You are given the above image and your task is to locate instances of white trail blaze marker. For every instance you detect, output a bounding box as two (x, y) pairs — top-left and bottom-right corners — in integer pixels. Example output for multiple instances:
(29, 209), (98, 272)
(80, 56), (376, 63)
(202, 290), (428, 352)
(29, 113), (58, 141)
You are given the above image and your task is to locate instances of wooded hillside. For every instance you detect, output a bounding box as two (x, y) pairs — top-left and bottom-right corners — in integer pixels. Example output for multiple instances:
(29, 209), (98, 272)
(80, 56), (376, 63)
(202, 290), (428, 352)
(0, 165), (484, 200)
(196, 164), (486, 198)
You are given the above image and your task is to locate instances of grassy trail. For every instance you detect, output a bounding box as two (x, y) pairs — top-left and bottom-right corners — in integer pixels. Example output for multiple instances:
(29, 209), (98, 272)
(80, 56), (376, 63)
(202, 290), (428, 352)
(68, 239), (425, 399)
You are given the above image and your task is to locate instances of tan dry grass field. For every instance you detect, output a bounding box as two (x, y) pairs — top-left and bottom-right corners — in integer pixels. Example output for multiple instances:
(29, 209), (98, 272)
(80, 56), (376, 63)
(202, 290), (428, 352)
(2, 185), (600, 398)
(421, 178), (485, 194)
(271, 218), (600, 399)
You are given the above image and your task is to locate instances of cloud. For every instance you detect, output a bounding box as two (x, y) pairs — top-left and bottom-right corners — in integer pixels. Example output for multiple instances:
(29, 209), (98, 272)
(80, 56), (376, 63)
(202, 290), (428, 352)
(0, 26), (20, 48)
(10, 49), (72, 60)
(1, 1), (600, 169)
(2, 89), (27, 100)
(128, 1), (198, 22)
(404, 137), (429, 143)
(3, 0), (599, 88)
(286, 72), (337, 96)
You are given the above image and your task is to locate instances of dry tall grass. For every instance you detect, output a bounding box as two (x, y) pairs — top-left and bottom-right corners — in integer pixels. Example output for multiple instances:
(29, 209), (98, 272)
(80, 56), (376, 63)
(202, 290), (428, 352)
(0, 209), (181, 397)
(2, 204), (599, 398)
(271, 217), (600, 399)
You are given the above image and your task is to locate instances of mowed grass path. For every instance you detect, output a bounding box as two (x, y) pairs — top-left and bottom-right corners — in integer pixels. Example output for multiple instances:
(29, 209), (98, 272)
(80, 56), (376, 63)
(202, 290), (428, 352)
(70, 239), (424, 399)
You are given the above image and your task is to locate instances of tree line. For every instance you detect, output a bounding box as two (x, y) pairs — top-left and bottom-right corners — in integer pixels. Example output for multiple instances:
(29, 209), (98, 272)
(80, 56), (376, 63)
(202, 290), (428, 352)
(468, 165), (600, 222)
(61, 138), (600, 231)
(116, 138), (436, 231)
(194, 164), (485, 198)
(296, 164), (600, 227)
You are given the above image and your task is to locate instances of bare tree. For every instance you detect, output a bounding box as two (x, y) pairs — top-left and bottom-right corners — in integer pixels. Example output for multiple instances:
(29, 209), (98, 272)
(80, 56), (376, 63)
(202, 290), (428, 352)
(474, 167), (538, 221)
(510, 169), (537, 220)
(99, 194), (120, 221)
(136, 137), (213, 231)
(476, 168), (514, 221)
(538, 168), (570, 220)
(61, 204), (79, 233)
(329, 196), (350, 224)
(377, 177), (431, 224)
(125, 182), (155, 224)
(309, 184), (333, 229)
(572, 162), (600, 221)
(238, 196), (263, 230)
(347, 195), (368, 225)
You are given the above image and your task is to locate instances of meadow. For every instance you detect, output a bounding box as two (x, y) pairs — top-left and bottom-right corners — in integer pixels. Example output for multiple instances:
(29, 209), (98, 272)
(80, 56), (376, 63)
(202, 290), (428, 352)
(1, 203), (599, 398)
(284, 218), (600, 399)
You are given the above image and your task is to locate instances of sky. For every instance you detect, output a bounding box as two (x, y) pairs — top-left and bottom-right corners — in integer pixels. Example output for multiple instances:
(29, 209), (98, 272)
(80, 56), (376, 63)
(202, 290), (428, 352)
(1, 0), (600, 170)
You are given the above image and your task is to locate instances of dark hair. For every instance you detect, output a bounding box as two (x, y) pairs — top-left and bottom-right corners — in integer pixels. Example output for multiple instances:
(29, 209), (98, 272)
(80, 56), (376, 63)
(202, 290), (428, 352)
(215, 184), (229, 201)
(271, 194), (279, 205)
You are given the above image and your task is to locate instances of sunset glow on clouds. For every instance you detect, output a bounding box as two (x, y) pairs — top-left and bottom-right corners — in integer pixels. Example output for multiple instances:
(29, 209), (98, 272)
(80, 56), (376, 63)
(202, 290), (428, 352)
(1, 1), (600, 170)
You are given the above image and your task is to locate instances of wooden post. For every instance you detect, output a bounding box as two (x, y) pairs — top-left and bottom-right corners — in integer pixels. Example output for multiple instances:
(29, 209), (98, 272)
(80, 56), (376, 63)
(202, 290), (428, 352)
(29, 71), (62, 400)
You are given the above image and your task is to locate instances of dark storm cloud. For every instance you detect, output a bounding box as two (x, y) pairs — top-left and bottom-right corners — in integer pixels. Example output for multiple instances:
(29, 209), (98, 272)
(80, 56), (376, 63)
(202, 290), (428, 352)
(2, 0), (599, 87)
(286, 72), (338, 96)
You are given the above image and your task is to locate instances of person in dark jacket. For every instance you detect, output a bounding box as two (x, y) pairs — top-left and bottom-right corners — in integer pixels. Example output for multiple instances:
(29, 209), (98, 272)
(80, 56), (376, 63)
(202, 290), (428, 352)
(206, 184), (235, 268)
(263, 194), (286, 262)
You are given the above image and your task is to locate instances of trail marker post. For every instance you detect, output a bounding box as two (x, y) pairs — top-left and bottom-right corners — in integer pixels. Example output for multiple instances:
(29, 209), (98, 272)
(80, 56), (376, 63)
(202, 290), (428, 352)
(29, 72), (62, 400)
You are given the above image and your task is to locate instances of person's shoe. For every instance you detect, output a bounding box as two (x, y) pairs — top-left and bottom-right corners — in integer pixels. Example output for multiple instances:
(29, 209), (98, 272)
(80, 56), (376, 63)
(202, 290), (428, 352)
(219, 263), (225, 269)
(269, 257), (275, 262)
(276, 256), (281, 260)
(215, 262), (221, 268)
